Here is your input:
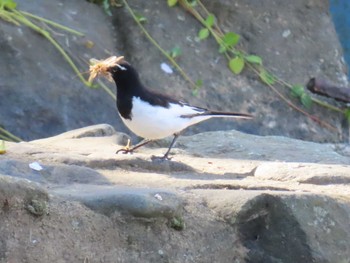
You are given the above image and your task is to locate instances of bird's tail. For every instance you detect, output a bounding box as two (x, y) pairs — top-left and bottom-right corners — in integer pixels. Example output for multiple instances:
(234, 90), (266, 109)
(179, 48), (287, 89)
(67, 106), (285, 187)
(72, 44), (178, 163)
(182, 111), (253, 119)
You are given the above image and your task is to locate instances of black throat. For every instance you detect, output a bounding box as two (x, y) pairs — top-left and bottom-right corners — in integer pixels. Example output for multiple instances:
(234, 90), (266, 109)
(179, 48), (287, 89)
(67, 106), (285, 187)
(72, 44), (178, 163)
(111, 64), (179, 120)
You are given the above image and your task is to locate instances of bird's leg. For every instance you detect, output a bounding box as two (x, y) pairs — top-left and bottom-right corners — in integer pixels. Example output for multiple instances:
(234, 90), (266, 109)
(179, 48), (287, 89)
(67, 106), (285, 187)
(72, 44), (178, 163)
(116, 139), (151, 154)
(151, 133), (180, 161)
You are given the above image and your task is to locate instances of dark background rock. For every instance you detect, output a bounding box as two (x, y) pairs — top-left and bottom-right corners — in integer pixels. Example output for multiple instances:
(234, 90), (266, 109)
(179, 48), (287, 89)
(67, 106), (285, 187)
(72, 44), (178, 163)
(110, 0), (347, 142)
(0, 0), (348, 142)
(0, 0), (125, 140)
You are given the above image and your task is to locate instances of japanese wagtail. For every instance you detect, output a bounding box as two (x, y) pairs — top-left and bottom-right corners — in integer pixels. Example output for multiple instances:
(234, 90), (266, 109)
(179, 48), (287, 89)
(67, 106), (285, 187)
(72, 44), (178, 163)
(89, 56), (253, 160)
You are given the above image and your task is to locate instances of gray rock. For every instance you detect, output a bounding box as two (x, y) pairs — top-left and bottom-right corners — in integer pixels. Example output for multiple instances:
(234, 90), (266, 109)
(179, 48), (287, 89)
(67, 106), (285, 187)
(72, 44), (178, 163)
(0, 0), (347, 143)
(179, 130), (348, 164)
(52, 184), (183, 219)
(0, 0), (349, 261)
(35, 124), (118, 140)
(111, 0), (347, 142)
(2, 124), (350, 262)
(197, 189), (350, 263)
(254, 162), (350, 184)
(0, 159), (110, 185)
(0, 174), (48, 209)
(0, 0), (125, 141)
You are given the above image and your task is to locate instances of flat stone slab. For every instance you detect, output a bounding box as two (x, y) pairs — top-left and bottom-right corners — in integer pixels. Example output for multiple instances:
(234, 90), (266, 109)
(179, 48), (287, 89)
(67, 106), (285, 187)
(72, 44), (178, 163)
(1, 124), (350, 263)
(52, 184), (183, 218)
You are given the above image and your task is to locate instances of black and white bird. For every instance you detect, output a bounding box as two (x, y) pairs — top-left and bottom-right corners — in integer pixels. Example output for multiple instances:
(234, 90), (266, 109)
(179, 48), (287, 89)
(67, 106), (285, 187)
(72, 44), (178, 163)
(89, 56), (253, 160)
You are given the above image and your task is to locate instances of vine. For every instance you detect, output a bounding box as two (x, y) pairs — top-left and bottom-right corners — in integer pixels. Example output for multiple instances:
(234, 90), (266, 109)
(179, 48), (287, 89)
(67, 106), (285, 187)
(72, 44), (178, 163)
(106, 0), (341, 132)
(170, 0), (343, 132)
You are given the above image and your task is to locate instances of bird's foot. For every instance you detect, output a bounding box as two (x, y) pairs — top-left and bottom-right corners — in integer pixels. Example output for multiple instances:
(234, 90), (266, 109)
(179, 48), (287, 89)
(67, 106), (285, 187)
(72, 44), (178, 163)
(151, 154), (172, 162)
(116, 139), (133, 155)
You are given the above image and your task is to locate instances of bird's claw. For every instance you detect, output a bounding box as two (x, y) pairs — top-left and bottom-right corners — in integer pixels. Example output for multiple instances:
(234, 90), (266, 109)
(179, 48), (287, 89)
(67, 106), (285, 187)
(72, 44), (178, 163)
(116, 139), (133, 155)
(116, 148), (133, 155)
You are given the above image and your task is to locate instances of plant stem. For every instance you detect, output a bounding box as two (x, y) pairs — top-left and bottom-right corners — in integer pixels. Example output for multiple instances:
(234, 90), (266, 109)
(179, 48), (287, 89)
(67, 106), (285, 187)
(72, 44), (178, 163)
(0, 127), (21, 142)
(20, 11), (85, 36)
(178, 1), (342, 132)
(10, 10), (90, 87)
(123, 0), (198, 89)
(248, 64), (338, 132)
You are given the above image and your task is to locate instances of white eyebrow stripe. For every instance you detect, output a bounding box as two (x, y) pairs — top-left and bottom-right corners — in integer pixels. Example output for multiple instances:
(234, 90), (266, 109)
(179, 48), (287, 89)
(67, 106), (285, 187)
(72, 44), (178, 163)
(117, 64), (127, 71)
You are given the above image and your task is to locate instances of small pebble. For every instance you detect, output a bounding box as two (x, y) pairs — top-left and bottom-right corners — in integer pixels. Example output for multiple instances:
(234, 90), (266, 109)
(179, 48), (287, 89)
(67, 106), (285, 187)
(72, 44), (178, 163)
(282, 29), (291, 38)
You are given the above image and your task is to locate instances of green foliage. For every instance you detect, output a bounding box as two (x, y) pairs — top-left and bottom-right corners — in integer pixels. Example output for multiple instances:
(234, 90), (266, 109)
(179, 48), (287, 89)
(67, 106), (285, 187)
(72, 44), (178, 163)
(191, 80), (203, 96)
(259, 69), (275, 85)
(169, 46), (182, 59)
(135, 12), (147, 23)
(198, 27), (209, 40)
(344, 109), (350, 124)
(0, 0), (18, 24)
(185, 0), (197, 7)
(196, 79), (203, 88)
(291, 84), (304, 97)
(0, 0), (17, 9)
(300, 93), (312, 109)
(198, 14), (216, 41)
(127, 0), (342, 132)
(229, 56), (245, 74)
(222, 32), (240, 47)
(219, 32), (240, 53)
(167, 0), (178, 7)
(245, 55), (262, 65)
(169, 216), (185, 231)
(204, 14), (215, 27)
(87, 0), (118, 16)
(291, 85), (313, 108)
(102, 0), (112, 16)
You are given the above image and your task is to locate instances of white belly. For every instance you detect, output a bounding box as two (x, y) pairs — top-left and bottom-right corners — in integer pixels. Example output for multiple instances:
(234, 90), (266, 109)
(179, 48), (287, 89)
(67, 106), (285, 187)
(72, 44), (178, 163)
(120, 97), (210, 140)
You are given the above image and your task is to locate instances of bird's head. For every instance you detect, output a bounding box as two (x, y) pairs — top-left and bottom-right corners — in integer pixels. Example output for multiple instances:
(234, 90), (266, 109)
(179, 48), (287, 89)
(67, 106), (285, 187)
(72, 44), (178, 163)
(88, 56), (128, 82)
(107, 61), (135, 79)
(89, 56), (142, 94)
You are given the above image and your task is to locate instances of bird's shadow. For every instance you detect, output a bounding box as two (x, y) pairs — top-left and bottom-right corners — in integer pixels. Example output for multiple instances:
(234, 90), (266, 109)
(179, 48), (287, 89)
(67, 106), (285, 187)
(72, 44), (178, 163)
(104, 156), (255, 181)
(112, 157), (196, 173)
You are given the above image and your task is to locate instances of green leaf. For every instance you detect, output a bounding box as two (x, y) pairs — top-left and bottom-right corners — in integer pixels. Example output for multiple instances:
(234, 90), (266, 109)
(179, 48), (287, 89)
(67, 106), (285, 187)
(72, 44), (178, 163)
(169, 46), (182, 58)
(221, 32), (240, 48)
(167, 0), (178, 7)
(291, 84), (304, 98)
(195, 79), (203, 88)
(198, 28), (209, 40)
(2, 0), (17, 9)
(205, 14), (215, 28)
(218, 45), (226, 53)
(344, 109), (350, 124)
(229, 56), (245, 74)
(301, 93), (312, 109)
(245, 55), (262, 65)
(259, 70), (275, 85)
(135, 12), (147, 23)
